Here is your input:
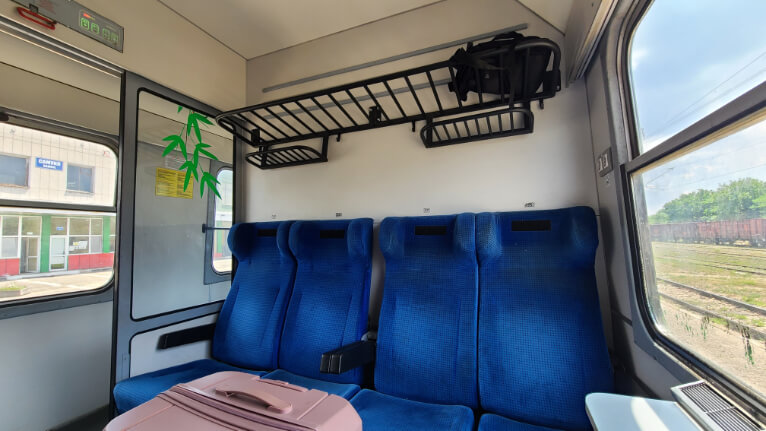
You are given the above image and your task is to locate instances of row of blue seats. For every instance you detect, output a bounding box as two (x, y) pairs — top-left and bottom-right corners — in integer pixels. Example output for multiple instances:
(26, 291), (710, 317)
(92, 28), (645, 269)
(114, 207), (613, 431)
(114, 218), (374, 411)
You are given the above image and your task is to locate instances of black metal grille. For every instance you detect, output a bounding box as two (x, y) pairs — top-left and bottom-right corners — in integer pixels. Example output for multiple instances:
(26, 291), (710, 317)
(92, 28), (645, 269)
(420, 105), (533, 148)
(217, 39), (560, 169)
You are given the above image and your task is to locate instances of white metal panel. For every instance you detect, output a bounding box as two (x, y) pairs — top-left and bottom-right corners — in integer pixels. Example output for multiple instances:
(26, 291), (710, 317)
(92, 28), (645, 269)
(130, 314), (217, 376)
(518, 0), (573, 32)
(0, 0), (246, 110)
(246, 0), (564, 103)
(564, 0), (616, 83)
(0, 302), (112, 431)
(158, 0), (443, 59)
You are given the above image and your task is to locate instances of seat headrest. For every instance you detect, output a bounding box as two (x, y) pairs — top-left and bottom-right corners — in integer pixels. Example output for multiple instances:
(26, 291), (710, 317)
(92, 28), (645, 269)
(477, 206), (597, 265)
(228, 221), (292, 261)
(288, 218), (373, 261)
(380, 213), (475, 260)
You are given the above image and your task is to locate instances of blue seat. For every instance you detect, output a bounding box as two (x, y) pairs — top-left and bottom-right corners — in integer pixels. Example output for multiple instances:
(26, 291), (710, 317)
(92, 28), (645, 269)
(352, 389), (474, 431)
(263, 218), (373, 399)
(113, 221), (296, 412)
(350, 213), (478, 430)
(479, 414), (562, 431)
(476, 207), (613, 431)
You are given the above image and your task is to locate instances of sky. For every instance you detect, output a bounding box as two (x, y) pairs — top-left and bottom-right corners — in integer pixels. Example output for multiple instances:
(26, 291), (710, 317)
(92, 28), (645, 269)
(629, 0), (766, 214)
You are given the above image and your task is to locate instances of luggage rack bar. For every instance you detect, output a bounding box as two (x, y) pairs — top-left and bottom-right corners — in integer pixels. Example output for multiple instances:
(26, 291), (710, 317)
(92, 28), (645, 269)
(217, 39), (560, 170)
(420, 105), (534, 148)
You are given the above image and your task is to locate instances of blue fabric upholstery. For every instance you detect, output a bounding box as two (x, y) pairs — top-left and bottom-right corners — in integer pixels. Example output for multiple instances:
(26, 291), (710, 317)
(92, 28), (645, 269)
(114, 222), (295, 413)
(479, 414), (564, 431)
(213, 221), (296, 369)
(113, 359), (263, 413)
(351, 389), (474, 431)
(262, 369), (360, 399)
(476, 207), (613, 431)
(278, 218), (373, 385)
(375, 213), (479, 408)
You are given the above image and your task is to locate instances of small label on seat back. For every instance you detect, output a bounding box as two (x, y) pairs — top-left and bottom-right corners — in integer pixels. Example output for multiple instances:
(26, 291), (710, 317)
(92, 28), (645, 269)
(257, 229), (278, 237)
(511, 220), (551, 231)
(414, 226), (447, 235)
(320, 229), (346, 239)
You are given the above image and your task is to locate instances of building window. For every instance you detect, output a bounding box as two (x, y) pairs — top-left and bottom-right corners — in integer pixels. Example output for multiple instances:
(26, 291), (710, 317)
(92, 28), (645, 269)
(626, 0), (766, 403)
(0, 155), (28, 187)
(67, 164), (94, 193)
(1, 215), (20, 259)
(0, 122), (116, 304)
(108, 215), (116, 253)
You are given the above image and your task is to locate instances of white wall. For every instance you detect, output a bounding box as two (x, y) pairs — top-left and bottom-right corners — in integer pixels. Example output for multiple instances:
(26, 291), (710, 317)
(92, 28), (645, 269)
(0, 302), (112, 431)
(243, 0), (611, 334)
(0, 0), (246, 110)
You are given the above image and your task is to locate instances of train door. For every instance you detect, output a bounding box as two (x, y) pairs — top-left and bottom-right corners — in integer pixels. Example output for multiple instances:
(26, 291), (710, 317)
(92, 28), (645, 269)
(111, 72), (239, 402)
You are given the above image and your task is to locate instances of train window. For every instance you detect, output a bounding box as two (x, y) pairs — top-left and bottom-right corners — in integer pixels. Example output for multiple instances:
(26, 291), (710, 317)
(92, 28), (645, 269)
(0, 122), (117, 304)
(211, 168), (232, 274)
(628, 0), (766, 153)
(631, 115), (766, 399)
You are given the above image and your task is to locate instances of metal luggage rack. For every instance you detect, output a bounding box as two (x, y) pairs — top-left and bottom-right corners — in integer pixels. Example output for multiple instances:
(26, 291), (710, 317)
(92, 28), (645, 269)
(216, 39), (560, 169)
(420, 104), (534, 148)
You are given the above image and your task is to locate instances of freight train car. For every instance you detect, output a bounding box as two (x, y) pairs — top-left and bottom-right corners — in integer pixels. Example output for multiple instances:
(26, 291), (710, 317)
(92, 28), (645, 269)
(650, 219), (766, 247)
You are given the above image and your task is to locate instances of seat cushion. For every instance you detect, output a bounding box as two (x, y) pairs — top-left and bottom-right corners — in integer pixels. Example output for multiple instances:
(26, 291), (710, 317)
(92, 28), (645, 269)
(350, 389), (474, 431)
(113, 359), (263, 413)
(262, 369), (360, 399)
(479, 414), (565, 431)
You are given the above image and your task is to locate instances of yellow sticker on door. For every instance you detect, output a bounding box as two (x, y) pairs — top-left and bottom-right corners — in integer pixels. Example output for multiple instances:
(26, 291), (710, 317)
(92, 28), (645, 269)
(155, 167), (193, 199)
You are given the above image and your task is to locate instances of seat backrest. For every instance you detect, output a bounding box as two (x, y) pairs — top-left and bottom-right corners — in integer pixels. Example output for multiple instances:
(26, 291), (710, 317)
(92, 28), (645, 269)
(375, 213), (479, 408)
(476, 207), (613, 431)
(278, 218), (373, 384)
(213, 221), (296, 370)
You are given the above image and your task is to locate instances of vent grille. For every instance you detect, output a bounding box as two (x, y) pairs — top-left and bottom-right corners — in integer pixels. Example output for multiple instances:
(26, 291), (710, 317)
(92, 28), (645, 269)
(681, 382), (732, 412)
(675, 382), (761, 431)
(708, 410), (761, 431)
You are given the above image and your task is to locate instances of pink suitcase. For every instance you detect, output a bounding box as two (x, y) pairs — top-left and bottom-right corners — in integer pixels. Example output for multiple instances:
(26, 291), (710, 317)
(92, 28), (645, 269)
(105, 371), (362, 431)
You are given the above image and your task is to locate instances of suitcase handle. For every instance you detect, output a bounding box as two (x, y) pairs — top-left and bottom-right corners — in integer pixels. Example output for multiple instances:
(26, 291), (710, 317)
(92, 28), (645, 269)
(215, 384), (293, 414)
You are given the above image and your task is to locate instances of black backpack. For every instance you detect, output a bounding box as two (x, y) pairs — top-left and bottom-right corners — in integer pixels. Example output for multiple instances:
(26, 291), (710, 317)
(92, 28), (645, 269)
(448, 31), (555, 104)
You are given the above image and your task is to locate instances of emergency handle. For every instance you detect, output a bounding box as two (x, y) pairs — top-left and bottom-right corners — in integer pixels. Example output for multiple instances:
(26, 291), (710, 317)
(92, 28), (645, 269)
(215, 383), (293, 414)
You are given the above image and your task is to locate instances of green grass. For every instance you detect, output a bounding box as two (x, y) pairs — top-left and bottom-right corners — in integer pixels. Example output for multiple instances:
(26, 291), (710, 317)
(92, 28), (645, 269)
(0, 285), (25, 291)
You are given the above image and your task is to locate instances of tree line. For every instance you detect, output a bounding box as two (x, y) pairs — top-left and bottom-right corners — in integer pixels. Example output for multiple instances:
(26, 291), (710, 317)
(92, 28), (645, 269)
(649, 178), (766, 224)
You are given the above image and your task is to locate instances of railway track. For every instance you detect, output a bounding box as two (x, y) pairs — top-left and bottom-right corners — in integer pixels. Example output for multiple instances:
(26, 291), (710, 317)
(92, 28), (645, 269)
(657, 254), (766, 276)
(658, 248), (766, 270)
(657, 277), (766, 316)
(659, 292), (766, 343)
(656, 242), (766, 258)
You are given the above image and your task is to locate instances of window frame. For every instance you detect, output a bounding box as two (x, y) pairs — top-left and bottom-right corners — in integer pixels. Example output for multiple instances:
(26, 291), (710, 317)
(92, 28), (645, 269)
(203, 162), (232, 285)
(0, 153), (30, 188)
(0, 110), (118, 319)
(620, 0), (766, 418)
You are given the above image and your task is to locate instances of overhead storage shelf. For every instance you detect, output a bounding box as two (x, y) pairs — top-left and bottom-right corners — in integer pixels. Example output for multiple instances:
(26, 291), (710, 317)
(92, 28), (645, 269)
(216, 38), (560, 169)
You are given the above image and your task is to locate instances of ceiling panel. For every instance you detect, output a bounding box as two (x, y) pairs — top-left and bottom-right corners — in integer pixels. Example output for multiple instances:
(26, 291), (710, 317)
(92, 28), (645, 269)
(518, 0), (573, 32)
(159, 0), (443, 59)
